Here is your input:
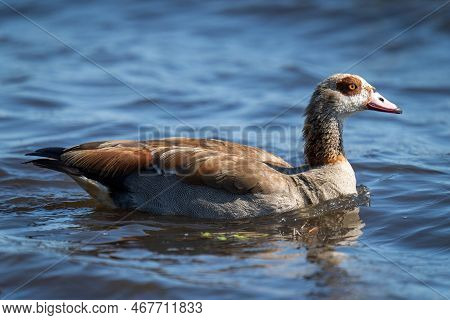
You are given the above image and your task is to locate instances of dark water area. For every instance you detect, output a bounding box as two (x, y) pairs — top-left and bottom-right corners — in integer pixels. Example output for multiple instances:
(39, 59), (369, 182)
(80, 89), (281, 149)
(0, 0), (449, 299)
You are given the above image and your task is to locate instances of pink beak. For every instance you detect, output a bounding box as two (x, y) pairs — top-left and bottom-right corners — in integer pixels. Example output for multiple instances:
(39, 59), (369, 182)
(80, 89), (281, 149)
(367, 91), (402, 114)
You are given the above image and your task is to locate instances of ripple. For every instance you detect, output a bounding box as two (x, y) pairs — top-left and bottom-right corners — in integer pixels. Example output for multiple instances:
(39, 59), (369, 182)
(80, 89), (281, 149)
(13, 95), (67, 109)
(0, 0), (448, 299)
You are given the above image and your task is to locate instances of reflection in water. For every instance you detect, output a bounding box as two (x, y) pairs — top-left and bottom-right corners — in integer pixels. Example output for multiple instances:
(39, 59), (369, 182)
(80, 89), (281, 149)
(74, 186), (368, 256)
(65, 187), (369, 299)
(300, 208), (365, 299)
(1, 0), (448, 299)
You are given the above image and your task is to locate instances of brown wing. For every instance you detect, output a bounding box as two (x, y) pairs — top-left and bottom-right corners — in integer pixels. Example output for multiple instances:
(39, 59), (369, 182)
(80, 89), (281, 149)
(144, 137), (291, 168)
(50, 138), (291, 194)
(61, 140), (153, 179)
(150, 145), (291, 194)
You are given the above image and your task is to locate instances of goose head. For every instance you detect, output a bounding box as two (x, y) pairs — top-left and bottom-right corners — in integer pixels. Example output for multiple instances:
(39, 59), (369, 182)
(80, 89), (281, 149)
(308, 73), (402, 117)
(303, 74), (401, 167)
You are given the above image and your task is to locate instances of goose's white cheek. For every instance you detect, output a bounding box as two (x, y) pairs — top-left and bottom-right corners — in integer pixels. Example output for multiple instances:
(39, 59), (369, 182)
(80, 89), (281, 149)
(340, 94), (365, 114)
(349, 91), (370, 112)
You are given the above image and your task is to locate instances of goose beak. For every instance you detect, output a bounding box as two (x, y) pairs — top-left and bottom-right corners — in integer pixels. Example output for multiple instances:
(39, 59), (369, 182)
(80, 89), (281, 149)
(367, 91), (402, 114)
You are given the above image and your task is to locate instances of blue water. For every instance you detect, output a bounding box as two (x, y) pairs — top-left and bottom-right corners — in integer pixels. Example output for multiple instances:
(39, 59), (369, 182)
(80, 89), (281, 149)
(0, 0), (449, 299)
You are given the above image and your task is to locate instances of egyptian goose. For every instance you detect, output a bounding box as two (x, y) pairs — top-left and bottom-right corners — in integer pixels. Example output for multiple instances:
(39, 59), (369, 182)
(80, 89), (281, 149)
(26, 74), (401, 219)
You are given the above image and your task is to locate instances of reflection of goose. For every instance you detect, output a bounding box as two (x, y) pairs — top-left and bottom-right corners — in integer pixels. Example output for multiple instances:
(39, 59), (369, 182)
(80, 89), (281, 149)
(275, 188), (368, 274)
(26, 74), (400, 219)
(72, 190), (368, 258)
(273, 203), (367, 299)
(301, 208), (365, 299)
(287, 188), (368, 247)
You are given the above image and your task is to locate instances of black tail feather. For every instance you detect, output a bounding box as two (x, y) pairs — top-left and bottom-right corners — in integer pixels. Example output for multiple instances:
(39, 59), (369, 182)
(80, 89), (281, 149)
(25, 159), (81, 176)
(25, 147), (65, 160)
(25, 146), (125, 190)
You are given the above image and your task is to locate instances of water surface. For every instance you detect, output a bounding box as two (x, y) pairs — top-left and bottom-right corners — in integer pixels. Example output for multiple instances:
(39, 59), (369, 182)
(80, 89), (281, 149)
(0, 0), (449, 299)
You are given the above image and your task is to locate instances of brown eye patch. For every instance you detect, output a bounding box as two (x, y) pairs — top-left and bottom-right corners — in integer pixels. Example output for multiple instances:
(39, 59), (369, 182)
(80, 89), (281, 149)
(336, 76), (362, 96)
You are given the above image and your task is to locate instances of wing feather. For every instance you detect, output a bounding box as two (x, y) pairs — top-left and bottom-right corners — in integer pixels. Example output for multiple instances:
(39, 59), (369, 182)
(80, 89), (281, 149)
(42, 138), (291, 194)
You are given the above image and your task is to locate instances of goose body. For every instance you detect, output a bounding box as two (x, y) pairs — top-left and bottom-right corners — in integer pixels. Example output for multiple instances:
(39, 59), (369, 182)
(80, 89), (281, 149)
(27, 74), (401, 219)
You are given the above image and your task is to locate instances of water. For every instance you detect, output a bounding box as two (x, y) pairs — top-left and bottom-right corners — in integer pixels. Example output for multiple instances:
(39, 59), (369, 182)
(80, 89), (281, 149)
(0, 0), (449, 299)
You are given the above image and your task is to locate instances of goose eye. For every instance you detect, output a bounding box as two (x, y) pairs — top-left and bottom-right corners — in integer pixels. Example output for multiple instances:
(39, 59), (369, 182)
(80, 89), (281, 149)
(348, 83), (357, 90)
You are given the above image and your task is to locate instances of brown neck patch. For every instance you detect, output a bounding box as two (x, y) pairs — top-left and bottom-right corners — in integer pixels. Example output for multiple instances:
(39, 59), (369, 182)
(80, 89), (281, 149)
(306, 149), (346, 167)
(336, 76), (362, 96)
(303, 115), (346, 167)
(320, 153), (346, 165)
